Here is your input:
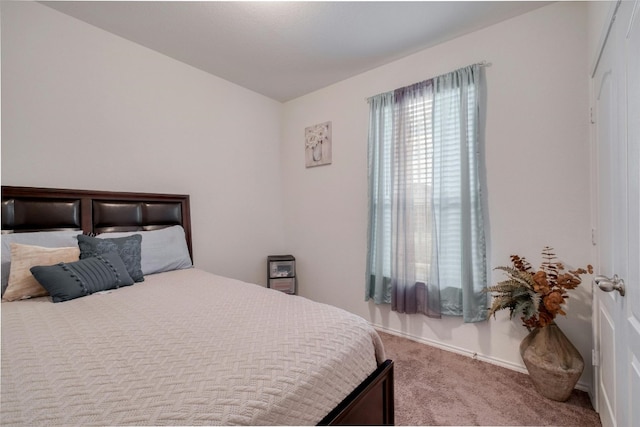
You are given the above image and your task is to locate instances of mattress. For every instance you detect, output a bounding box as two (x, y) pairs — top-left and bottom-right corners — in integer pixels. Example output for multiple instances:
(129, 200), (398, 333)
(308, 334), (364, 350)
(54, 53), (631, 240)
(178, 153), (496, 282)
(1, 268), (385, 426)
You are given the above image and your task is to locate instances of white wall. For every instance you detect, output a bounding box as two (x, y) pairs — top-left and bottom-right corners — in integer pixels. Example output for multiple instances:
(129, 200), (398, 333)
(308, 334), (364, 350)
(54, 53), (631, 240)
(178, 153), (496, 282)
(281, 2), (593, 389)
(1, 1), (286, 285)
(587, 1), (615, 70)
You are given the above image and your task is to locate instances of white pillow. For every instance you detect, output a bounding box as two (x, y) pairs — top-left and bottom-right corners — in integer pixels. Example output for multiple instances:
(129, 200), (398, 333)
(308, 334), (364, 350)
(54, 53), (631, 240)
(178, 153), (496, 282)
(1, 230), (81, 295)
(98, 225), (192, 275)
(3, 243), (80, 302)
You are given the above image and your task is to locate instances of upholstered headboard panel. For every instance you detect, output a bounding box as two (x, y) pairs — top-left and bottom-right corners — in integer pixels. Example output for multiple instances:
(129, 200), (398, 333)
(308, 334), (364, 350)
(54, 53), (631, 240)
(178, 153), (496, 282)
(1, 186), (192, 260)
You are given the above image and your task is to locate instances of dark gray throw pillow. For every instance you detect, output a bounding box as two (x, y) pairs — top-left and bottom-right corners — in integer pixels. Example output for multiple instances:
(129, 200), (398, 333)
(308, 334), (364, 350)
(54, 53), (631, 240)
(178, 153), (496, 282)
(77, 234), (144, 282)
(30, 252), (134, 303)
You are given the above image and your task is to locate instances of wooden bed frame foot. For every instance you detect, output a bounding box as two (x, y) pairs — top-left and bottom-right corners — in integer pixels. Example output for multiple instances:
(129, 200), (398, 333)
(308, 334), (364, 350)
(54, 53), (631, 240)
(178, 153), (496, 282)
(319, 359), (394, 426)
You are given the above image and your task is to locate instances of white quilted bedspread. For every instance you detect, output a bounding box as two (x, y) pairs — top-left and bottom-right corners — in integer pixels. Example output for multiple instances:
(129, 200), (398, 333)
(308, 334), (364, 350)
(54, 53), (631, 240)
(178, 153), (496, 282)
(1, 268), (384, 426)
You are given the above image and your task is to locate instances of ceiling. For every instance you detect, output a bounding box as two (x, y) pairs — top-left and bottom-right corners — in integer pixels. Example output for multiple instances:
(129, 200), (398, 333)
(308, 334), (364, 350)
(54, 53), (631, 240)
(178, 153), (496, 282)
(42, 1), (549, 102)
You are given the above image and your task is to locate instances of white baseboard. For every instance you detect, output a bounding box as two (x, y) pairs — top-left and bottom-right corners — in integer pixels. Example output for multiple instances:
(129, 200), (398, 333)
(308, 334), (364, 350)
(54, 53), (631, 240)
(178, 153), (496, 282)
(372, 323), (590, 393)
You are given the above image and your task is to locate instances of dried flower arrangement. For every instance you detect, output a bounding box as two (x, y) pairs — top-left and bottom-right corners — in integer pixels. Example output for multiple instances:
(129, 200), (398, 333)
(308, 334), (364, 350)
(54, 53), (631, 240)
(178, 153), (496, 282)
(485, 247), (593, 330)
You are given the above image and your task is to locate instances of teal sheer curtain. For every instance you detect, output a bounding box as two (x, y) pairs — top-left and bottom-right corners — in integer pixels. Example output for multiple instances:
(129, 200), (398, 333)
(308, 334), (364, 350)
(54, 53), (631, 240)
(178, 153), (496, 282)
(365, 64), (488, 323)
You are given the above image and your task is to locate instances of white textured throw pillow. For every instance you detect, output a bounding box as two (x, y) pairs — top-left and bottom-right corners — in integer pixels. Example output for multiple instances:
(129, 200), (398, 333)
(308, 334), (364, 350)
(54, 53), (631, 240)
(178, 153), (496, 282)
(3, 243), (80, 301)
(98, 225), (192, 275)
(1, 230), (81, 295)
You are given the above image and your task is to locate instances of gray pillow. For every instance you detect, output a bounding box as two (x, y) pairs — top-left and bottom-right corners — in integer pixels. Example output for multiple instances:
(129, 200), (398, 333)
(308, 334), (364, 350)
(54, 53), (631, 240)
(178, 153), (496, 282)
(1, 230), (81, 295)
(99, 225), (192, 275)
(30, 252), (134, 303)
(77, 234), (144, 282)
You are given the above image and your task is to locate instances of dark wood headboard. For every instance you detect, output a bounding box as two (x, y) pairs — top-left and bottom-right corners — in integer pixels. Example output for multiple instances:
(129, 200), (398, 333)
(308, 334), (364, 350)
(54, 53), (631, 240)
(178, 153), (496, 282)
(1, 186), (192, 261)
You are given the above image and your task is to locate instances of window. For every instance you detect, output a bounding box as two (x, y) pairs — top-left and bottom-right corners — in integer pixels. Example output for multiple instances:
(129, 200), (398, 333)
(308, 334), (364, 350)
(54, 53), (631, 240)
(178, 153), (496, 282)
(366, 64), (488, 323)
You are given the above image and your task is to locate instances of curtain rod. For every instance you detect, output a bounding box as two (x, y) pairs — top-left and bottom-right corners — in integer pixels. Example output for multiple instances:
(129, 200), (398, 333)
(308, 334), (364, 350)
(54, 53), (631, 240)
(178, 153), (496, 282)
(365, 61), (491, 102)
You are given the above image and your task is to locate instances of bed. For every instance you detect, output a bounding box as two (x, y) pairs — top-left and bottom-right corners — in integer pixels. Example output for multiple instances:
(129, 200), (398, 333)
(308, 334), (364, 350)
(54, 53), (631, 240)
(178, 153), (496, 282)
(0, 186), (394, 426)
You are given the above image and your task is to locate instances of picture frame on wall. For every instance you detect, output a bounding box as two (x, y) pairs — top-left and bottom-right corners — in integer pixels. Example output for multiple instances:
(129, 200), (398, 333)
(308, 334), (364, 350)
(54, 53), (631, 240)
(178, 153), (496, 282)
(305, 121), (332, 167)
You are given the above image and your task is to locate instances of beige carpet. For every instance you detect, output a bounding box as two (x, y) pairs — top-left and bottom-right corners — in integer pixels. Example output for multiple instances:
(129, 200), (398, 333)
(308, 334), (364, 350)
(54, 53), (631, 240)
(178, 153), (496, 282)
(378, 331), (601, 426)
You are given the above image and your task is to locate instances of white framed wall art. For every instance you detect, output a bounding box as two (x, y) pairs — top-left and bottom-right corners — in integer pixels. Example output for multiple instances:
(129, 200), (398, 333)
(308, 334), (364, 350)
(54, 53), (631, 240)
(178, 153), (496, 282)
(305, 121), (332, 167)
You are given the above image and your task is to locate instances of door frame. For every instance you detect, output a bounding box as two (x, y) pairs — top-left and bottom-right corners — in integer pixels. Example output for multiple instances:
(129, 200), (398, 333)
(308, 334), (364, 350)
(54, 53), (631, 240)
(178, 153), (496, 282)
(589, 1), (622, 414)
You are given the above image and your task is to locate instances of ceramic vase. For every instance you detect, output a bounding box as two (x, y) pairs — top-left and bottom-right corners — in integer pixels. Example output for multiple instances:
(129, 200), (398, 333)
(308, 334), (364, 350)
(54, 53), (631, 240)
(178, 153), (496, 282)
(519, 321), (584, 401)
